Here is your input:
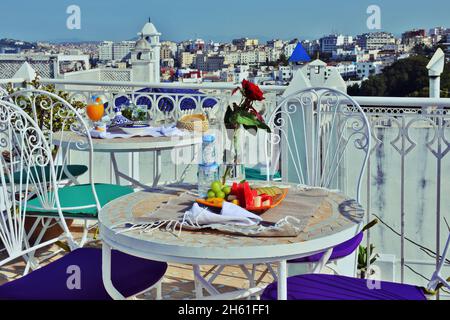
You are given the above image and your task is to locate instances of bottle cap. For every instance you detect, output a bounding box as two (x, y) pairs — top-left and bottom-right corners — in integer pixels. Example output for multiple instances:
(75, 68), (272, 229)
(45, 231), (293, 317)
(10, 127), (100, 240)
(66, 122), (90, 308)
(202, 135), (215, 143)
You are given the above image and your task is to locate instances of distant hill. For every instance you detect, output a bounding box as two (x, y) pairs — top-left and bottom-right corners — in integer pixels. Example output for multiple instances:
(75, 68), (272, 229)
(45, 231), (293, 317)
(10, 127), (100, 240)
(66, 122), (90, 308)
(348, 54), (450, 98)
(0, 38), (36, 49)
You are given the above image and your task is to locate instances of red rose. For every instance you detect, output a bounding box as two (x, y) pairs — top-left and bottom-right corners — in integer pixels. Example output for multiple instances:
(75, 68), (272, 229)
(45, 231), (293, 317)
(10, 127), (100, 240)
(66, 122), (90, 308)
(242, 79), (265, 101)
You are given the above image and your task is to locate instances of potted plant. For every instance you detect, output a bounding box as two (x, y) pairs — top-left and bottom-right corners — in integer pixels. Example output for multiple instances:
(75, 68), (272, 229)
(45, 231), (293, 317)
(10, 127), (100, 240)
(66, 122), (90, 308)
(357, 244), (380, 279)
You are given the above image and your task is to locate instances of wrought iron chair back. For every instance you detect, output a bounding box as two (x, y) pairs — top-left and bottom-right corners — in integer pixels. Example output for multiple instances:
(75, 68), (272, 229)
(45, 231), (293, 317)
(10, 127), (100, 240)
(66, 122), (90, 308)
(0, 99), (74, 268)
(6, 89), (101, 213)
(264, 87), (371, 202)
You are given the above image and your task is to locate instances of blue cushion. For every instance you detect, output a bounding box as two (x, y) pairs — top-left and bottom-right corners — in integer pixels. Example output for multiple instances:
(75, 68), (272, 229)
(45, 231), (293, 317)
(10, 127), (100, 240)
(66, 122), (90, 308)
(261, 274), (427, 300)
(6, 165), (88, 184)
(26, 183), (134, 218)
(0, 248), (167, 300)
(289, 232), (363, 263)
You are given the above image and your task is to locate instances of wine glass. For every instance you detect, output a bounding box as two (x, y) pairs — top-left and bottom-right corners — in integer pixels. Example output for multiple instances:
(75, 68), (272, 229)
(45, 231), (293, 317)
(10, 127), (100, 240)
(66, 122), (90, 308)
(86, 96), (105, 129)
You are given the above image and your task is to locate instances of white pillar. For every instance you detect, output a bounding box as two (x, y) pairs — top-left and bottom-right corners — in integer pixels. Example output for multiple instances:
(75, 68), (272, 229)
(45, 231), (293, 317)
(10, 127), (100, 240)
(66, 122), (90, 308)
(426, 48), (445, 99)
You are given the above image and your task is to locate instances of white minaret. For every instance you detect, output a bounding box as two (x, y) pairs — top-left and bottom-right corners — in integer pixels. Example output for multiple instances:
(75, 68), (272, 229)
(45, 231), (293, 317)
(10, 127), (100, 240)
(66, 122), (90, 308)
(131, 18), (161, 83)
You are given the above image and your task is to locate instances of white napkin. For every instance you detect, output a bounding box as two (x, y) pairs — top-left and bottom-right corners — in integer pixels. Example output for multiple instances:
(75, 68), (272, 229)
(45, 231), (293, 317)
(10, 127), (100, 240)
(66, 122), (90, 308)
(89, 125), (186, 139)
(183, 202), (262, 227)
(89, 130), (107, 138)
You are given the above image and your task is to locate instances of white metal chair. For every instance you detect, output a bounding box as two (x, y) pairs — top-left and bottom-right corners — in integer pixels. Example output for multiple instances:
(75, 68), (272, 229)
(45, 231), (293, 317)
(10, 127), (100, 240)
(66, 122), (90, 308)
(262, 87), (372, 277)
(191, 87), (372, 298)
(0, 98), (75, 269)
(0, 101), (167, 299)
(4, 89), (134, 272)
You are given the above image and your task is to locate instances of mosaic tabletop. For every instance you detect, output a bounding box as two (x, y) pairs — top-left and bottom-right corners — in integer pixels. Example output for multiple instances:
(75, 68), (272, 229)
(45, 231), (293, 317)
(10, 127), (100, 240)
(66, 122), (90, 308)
(99, 183), (365, 262)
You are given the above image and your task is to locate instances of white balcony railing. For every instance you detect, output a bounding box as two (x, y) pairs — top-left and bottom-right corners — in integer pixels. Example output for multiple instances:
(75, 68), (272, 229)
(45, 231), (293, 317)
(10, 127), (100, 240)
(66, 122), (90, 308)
(3, 77), (450, 288)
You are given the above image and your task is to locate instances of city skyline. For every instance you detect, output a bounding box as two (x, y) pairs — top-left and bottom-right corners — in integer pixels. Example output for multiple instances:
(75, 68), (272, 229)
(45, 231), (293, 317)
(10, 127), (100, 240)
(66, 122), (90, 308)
(1, 0), (450, 43)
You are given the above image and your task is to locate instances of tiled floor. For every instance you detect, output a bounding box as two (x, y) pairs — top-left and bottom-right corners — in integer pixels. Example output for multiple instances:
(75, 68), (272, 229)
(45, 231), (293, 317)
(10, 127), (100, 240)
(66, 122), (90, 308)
(0, 228), (274, 300)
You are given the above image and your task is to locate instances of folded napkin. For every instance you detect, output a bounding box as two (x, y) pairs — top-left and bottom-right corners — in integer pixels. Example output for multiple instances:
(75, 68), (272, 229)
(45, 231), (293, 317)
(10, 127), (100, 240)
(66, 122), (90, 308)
(183, 202), (263, 227)
(89, 124), (186, 139)
(145, 124), (186, 137)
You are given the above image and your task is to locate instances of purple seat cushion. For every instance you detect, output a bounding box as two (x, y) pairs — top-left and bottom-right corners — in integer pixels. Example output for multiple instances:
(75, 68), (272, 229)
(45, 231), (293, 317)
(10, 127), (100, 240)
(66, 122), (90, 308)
(261, 274), (426, 300)
(0, 248), (167, 300)
(289, 232), (363, 263)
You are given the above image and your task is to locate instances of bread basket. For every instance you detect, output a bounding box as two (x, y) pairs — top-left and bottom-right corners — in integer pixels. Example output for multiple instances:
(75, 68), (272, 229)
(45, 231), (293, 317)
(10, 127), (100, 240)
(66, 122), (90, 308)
(176, 114), (209, 132)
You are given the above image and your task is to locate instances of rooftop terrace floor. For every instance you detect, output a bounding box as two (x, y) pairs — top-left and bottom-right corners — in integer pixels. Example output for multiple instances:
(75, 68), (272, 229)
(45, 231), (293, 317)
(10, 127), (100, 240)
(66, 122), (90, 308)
(0, 227), (274, 300)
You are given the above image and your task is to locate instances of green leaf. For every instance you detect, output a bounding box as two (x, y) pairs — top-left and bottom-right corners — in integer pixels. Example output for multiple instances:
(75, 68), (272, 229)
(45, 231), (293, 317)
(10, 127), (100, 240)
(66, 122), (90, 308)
(224, 105), (233, 125)
(235, 110), (271, 133)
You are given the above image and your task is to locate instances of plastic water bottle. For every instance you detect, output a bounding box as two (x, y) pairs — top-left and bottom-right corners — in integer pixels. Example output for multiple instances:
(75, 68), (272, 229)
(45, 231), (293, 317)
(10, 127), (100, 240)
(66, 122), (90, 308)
(201, 134), (216, 165)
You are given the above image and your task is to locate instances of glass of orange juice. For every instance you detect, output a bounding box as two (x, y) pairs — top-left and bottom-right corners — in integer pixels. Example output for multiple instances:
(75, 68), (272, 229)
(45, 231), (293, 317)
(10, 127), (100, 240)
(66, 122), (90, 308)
(86, 96), (105, 128)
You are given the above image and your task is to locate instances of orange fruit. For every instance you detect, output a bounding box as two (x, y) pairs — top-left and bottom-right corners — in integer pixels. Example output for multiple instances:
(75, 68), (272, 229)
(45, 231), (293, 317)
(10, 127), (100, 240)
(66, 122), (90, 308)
(86, 103), (104, 121)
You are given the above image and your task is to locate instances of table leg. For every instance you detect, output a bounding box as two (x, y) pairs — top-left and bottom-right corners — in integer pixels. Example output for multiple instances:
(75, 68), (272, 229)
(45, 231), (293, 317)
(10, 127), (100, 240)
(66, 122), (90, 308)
(153, 150), (162, 187)
(277, 260), (287, 300)
(129, 152), (140, 184)
(110, 152), (121, 185)
(102, 242), (125, 300)
(193, 264), (204, 299)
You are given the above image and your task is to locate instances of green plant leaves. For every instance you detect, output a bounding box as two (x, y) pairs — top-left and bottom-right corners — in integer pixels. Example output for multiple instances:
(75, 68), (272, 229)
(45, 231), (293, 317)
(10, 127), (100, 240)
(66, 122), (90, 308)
(234, 109), (271, 133)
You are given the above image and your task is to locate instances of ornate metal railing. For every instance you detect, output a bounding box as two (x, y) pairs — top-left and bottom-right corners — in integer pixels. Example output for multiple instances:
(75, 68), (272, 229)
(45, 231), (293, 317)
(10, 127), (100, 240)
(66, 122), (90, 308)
(350, 106), (450, 287)
(3, 76), (450, 287)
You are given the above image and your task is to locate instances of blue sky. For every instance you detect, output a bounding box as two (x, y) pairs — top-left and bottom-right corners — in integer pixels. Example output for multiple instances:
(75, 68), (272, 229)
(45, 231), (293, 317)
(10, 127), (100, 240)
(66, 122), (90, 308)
(1, 0), (449, 42)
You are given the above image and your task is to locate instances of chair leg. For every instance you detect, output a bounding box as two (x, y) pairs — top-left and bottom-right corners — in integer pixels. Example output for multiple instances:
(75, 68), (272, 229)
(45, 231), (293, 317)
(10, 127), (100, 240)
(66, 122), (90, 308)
(78, 219), (89, 247)
(334, 251), (358, 277)
(23, 218), (54, 273)
(155, 280), (163, 300)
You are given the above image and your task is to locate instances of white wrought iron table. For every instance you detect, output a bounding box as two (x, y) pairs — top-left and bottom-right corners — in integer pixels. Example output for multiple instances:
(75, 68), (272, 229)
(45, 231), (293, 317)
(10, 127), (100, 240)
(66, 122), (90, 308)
(99, 183), (364, 300)
(53, 131), (202, 188)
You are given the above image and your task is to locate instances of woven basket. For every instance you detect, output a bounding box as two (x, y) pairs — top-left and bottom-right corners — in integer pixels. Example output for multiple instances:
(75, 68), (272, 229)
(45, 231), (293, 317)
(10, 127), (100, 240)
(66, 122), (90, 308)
(176, 114), (209, 132)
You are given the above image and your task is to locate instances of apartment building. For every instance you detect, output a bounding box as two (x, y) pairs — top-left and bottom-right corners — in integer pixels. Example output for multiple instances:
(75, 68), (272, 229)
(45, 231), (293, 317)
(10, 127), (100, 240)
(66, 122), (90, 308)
(320, 34), (353, 53)
(98, 40), (135, 62)
(356, 32), (396, 50)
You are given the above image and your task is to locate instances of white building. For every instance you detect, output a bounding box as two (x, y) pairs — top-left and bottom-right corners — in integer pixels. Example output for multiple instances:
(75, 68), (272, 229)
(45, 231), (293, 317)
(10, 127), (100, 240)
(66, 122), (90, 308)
(98, 41), (113, 61)
(356, 61), (384, 79)
(357, 32), (396, 50)
(0, 53), (90, 79)
(61, 20), (161, 86)
(284, 59), (347, 95)
(283, 42), (298, 59)
(276, 65), (293, 82)
(99, 40), (136, 62)
(130, 20), (161, 82)
(113, 41), (135, 61)
(334, 62), (357, 78)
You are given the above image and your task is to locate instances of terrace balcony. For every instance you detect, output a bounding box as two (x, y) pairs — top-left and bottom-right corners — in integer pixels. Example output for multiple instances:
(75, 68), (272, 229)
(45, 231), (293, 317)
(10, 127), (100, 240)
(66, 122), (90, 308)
(1, 62), (450, 300)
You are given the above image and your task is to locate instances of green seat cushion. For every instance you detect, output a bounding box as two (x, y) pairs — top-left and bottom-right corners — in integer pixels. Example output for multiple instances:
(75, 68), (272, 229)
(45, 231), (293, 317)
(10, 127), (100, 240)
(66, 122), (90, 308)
(245, 166), (281, 181)
(26, 183), (134, 218)
(6, 165), (88, 184)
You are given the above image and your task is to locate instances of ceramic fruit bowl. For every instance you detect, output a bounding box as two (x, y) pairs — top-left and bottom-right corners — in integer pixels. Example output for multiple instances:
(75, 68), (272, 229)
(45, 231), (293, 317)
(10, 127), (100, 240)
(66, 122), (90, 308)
(196, 183), (288, 215)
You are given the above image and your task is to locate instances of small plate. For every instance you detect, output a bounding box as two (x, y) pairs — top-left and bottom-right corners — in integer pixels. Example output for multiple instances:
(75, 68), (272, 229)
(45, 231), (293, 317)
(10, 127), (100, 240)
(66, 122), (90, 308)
(121, 125), (149, 135)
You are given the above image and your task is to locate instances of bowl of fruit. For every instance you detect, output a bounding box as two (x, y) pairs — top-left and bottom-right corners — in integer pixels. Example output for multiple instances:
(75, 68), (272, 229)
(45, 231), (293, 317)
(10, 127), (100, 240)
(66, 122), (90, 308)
(196, 180), (288, 214)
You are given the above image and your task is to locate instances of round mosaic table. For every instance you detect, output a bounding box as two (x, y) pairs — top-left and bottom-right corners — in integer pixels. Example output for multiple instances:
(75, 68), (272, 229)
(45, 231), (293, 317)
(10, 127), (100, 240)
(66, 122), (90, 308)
(99, 184), (365, 300)
(53, 131), (201, 188)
